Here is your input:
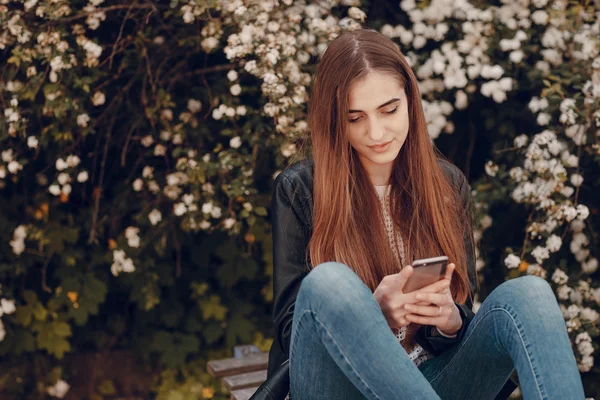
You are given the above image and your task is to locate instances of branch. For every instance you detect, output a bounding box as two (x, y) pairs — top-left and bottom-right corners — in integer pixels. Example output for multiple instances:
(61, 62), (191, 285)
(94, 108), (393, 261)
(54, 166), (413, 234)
(55, 4), (154, 24)
(88, 77), (137, 244)
(41, 252), (54, 293)
(108, 3), (136, 70)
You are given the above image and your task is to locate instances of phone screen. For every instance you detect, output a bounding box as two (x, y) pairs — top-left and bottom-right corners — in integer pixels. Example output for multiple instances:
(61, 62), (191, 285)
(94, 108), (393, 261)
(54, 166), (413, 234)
(403, 257), (447, 293)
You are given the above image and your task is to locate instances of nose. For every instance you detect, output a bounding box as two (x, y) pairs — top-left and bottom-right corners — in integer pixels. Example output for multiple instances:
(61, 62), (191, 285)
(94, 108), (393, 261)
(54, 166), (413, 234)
(367, 117), (385, 142)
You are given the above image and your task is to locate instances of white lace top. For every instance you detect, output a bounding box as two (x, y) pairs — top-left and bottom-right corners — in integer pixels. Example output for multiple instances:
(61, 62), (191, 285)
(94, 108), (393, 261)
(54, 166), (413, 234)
(375, 184), (433, 367)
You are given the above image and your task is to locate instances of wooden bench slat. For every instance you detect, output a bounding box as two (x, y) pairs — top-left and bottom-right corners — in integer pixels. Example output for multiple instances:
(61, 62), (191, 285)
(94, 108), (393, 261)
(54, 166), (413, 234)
(230, 386), (260, 400)
(207, 352), (268, 378)
(223, 370), (267, 391)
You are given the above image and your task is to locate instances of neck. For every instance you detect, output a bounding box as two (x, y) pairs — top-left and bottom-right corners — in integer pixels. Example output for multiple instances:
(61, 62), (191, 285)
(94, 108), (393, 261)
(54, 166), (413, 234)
(363, 160), (393, 186)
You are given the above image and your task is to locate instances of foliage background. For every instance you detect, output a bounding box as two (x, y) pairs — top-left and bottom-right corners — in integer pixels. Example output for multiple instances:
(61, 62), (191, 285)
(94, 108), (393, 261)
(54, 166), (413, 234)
(1, 0), (599, 399)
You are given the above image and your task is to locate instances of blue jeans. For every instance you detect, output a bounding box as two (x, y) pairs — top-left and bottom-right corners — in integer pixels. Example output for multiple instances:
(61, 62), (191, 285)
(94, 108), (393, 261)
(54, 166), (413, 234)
(289, 262), (585, 400)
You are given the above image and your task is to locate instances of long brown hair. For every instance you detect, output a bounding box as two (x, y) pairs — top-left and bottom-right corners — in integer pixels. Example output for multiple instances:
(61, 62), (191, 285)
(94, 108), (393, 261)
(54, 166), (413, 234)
(307, 29), (472, 348)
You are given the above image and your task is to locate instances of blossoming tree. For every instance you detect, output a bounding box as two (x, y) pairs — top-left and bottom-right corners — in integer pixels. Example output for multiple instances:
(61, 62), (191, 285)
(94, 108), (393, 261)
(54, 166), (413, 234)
(1, 0), (598, 398)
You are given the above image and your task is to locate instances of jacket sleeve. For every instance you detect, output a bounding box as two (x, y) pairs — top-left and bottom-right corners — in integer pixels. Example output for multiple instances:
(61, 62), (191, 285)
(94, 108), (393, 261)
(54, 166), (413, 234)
(416, 168), (477, 354)
(271, 173), (311, 358)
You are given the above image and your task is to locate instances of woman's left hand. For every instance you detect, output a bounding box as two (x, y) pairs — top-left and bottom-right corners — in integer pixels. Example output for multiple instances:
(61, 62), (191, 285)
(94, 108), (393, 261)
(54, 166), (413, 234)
(403, 263), (463, 336)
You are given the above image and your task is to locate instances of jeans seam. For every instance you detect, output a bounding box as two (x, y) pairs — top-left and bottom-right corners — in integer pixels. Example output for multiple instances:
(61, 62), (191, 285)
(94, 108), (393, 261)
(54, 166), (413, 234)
(429, 306), (546, 400)
(291, 308), (381, 400)
(290, 309), (312, 364)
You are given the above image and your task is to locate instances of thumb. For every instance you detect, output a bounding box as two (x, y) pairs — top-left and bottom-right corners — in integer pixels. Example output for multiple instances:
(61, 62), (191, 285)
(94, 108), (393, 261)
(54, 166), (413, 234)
(444, 263), (455, 283)
(396, 265), (413, 292)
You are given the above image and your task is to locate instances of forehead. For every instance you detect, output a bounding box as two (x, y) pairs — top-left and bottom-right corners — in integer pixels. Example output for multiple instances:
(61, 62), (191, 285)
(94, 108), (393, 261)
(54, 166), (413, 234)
(347, 70), (404, 111)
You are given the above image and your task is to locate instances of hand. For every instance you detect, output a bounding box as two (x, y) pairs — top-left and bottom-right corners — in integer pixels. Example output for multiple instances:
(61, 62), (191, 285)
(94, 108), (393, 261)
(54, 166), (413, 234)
(403, 263), (462, 335)
(374, 265), (451, 330)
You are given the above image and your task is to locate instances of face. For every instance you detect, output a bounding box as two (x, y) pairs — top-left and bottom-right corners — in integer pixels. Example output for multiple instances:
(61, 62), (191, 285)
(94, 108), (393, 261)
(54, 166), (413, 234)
(346, 70), (409, 183)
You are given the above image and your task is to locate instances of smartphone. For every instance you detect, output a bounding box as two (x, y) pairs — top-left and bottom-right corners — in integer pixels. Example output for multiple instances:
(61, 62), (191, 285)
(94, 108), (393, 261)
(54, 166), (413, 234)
(403, 255), (448, 293)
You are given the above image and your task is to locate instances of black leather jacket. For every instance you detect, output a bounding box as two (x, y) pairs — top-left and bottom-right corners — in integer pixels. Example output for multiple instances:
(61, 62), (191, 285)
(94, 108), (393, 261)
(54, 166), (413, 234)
(250, 158), (517, 400)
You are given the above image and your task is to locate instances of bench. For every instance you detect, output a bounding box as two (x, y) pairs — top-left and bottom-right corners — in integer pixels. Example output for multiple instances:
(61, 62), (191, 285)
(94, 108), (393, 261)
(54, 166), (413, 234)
(208, 345), (520, 400)
(207, 345), (268, 400)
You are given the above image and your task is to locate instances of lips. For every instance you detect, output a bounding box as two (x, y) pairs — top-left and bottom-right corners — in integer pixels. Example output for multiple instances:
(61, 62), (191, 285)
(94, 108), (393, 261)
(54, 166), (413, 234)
(368, 140), (393, 150)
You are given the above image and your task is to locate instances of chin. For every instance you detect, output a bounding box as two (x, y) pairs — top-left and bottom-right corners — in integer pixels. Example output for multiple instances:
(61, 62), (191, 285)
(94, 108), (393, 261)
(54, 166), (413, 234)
(367, 154), (398, 165)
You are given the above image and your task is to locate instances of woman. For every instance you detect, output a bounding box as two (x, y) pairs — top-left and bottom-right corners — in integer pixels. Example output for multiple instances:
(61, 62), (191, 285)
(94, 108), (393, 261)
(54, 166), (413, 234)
(251, 29), (585, 400)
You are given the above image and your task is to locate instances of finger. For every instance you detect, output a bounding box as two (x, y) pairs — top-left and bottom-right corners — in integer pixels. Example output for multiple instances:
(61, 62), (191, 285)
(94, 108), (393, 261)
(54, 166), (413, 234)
(404, 314), (442, 325)
(404, 303), (447, 317)
(444, 263), (455, 282)
(413, 278), (450, 296)
(413, 292), (447, 305)
(403, 280), (449, 305)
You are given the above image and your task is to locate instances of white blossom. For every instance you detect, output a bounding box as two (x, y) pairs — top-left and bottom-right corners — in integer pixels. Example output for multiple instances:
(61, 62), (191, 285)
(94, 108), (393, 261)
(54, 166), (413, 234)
(187, 99), (202, 113)
(77, 113), (90, 127)
(236, 105), (247, 116)
(174, 203), (187, 216)
(552, 268), (569, 285)
(230, 84), (242, 96)
(546, 235), (562, 252)
(57, 172), (70, 185)
(142, 166), (154, 178)
(132, 179), (143, 192)
(66, 155), (80, 168)
(504, 254), (520, 269)
(47, 380), (70, 399)
(92, 92), (105, 106)
(148, 209), (162, 225)
(7, 161), (22, 174)
(227, 70), (238, 81)
(531, 246), (550, 264)
(125, 226), (140, 248)
(77, 171), (89, 183)
(201, 202), (213, 215)
(223, 218), (236, 229)
(230, 136), (242, 149)
(0, 299), (16, 315)
(212, 108), (223, 120)
(576, 205), (590, 220)
(27, 136), (39, 149)
(570, 174), (583, 187)
(49, 184), (61, 196)
(210, 206), (222, 218)
(537, 112), (551, 126)
(55, 158), (68, 171)
(582, 258), (598, 274)
(154, 144), (166, 156)
(111, 249), (135, 276)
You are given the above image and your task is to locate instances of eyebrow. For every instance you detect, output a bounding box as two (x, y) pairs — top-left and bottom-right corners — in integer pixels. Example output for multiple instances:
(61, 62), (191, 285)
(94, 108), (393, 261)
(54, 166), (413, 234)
(348, 98), (400, 113)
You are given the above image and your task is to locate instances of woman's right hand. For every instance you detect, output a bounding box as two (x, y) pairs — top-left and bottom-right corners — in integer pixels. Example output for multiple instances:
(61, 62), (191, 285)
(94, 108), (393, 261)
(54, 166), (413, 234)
(373, 265), (450, 330)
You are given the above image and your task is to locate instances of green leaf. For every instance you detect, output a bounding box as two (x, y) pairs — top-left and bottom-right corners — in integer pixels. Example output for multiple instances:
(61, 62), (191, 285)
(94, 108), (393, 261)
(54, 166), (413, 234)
(0, 328), (35, 355)
(53, 321), (72, 337)
(150, 331), (200, 368)
(159, 300), (184, 328)
(202, 322), (223, 345)
(254, 207), (268, 216)
(32, 303), (48, 321)
(13, 304), (33, 327)
(200, 295), (228, 321)
(183, 313), (203, 333)
(97, 379), (116, 396)
(35, 322), (71, 359)
(225, 313), (255, 349)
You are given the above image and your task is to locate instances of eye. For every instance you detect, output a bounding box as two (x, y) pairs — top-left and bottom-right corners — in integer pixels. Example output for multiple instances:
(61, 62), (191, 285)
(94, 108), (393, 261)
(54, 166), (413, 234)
(348, 115), (361, 123)
(384, 107), (398, 115)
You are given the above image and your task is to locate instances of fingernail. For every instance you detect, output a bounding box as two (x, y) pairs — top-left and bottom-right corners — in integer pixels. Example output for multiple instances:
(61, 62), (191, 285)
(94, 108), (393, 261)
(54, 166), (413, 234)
(415, 294), (423, 299)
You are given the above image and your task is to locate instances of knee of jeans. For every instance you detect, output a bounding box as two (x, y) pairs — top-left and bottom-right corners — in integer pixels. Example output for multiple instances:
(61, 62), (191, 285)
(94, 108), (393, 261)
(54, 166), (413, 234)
(493, 275), (556, 307)
(297, 262), (365, 310)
